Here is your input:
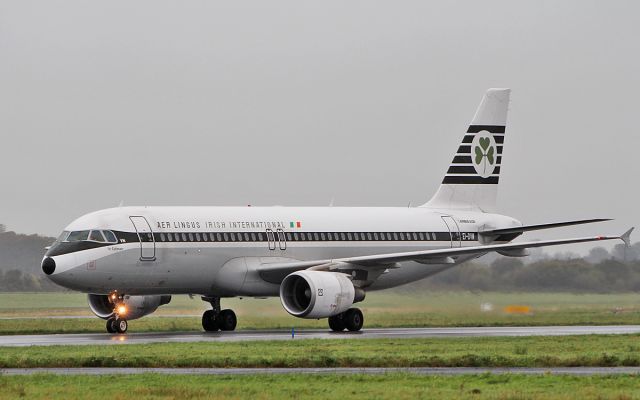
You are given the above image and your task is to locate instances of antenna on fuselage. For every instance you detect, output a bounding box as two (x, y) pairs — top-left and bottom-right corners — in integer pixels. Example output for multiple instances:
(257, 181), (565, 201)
(329, 196), (335, 207)
(118, 200), (124, 207)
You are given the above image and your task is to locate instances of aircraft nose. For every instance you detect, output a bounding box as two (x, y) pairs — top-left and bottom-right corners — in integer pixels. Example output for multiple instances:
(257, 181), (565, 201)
(42, 257), (56, 275)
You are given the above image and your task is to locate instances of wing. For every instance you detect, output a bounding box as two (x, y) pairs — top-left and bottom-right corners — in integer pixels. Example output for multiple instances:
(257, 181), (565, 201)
(258, 230), (632, 283)
(480, 218), (611, 236)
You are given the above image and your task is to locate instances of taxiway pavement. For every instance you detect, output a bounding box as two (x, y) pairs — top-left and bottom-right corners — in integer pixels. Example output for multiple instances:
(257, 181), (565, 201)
(1, 325), (639, 347)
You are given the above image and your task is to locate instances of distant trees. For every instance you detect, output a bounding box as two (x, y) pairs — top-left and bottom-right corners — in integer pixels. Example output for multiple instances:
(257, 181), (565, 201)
(402, 258), (640, 293)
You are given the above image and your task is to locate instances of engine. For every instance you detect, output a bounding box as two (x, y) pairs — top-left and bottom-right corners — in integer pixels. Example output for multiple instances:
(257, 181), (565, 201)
(279, 271), (364, 319)
(88, 294), (171, 320)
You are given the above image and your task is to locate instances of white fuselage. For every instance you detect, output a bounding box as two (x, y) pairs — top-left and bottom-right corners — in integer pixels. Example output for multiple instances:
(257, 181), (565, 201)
(44, 206), (520, 297)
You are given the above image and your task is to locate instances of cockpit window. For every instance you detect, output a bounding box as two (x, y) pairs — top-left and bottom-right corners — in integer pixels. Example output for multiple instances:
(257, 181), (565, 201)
(66, 230), (90, 242)
(56, 231), (70, 243)
(103, 230), (117, 243)
(89, 230), (106, 242)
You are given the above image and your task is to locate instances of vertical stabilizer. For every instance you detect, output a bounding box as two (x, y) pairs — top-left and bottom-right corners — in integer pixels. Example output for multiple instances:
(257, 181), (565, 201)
(422, 88), (511, 212)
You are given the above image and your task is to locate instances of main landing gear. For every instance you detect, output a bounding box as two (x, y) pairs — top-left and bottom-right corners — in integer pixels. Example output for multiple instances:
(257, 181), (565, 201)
(328, 308), (364, 332)
(201, 296), (237, 332)
(105, 292), (128, 334)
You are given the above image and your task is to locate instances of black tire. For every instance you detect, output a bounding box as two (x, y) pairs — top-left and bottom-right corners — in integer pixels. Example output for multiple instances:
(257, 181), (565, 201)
(344, 308), (364, 332)
(202, 310), (219, 332)
(328, 315), (346, 332)
(115, 319), (128, 334)
(106, 318), (117, 333)
(218, 309), (237, 331)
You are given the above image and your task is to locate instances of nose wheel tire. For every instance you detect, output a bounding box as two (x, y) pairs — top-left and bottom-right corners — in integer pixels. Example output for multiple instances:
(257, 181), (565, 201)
(116, 318), (128, 334)
(106, 318), (117, 333)
(218, 309), (237, 331)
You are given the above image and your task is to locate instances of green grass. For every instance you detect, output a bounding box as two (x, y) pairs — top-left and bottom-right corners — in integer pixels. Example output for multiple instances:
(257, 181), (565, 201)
(3, 335), (640, 368)
(1, 373), (640, 400)
(2, 291), (640, 334)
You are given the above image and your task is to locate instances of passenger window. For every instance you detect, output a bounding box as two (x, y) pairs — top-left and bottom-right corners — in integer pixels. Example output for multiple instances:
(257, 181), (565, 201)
(313, 233), (319, 241)
(340, 232), (346, 241)
(320, 232), (326, 241)
(160, 233), (166, 242)
(195, 233), (201, 242)
(103, 230), (117, 243)
(367, 232), (373, 241)
(216, 233), (222, 241)
(230, 233), (236, 241)
(244, 233), (250, 241)
(167, 233), (173, 242)
(347, 232), (353, 241)
(182, 233), (187, 242)
(188, 233), (194, 242)
(89, 230), (105, 242)
(67, 230), (90, 242)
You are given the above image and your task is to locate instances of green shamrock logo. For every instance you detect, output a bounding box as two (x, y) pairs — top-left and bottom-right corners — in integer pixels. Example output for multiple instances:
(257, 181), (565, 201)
(474, 136), (495, 175)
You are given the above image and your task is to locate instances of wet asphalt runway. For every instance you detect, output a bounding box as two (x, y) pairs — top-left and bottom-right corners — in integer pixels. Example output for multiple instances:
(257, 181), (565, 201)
(1, 325), (639, 347)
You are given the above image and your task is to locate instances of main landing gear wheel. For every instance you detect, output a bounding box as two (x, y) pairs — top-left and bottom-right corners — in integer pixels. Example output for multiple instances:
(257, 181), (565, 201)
(202, 310), (219, 332)
(344, 308), (363, 332)
(328, 308), (363, 332)
(218, 309), (237, 331)
(201, 296), (237, 332)
(328, 315), (346, 332)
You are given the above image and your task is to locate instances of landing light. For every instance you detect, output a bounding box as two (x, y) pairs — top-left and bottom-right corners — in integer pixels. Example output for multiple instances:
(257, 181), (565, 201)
(117, 305), (127, 315)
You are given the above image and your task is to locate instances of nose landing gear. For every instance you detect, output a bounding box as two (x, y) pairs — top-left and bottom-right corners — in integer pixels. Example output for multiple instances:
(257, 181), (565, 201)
(106, 317), (128, 334)
(105, 291), (128, 334)
(201, 296), (237, 332)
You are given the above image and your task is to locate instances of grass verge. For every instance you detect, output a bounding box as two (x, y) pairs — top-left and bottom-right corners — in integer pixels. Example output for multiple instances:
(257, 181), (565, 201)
(1, 373), (640, 400)
(3, 335), (640, 368)
(3, 291), (640, 335)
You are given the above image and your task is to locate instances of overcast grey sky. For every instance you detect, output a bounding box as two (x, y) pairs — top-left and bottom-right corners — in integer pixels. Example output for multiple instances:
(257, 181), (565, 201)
(0, 1), (638, 253)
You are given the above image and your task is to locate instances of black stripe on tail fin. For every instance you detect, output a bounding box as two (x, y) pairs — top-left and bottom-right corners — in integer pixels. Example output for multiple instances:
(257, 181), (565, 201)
(423, 88), (511, 212)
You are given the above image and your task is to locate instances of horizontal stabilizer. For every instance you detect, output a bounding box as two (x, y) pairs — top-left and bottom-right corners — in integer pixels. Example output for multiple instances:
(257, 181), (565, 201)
(480, 218), (611, 236)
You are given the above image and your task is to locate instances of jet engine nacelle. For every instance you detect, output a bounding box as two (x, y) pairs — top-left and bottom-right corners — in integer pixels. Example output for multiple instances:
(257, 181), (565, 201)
(88, 294), (171, 320)
(280, 271), (360, 319)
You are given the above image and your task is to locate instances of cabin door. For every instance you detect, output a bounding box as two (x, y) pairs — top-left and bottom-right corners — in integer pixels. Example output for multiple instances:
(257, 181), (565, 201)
(441, 216), (461, 248)
(129, 216), (156, 261)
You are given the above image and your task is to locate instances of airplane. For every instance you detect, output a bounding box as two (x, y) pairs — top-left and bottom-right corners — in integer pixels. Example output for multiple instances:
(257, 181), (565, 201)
(41, 88), (633, 334)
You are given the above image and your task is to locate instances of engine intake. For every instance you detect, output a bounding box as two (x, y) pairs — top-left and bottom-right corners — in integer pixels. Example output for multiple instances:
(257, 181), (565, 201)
(88, 294), (171, 320)
(280, 271), (359, 319)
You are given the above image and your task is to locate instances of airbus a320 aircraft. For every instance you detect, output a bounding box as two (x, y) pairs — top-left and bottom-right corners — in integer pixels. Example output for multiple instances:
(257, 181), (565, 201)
(42, 88), (633, 334)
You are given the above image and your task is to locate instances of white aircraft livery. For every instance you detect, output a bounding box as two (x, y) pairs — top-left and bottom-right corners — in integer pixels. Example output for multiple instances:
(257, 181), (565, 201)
(42, 88), (633, 334)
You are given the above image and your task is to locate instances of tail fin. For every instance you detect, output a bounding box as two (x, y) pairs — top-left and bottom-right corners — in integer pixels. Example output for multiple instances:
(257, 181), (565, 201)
(422, 88), (511, 212)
